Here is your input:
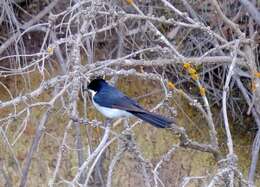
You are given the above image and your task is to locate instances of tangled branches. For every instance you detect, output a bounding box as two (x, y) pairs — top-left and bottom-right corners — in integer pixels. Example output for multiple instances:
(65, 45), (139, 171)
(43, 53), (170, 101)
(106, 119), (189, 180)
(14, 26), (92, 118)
(0, 0), (259, 186)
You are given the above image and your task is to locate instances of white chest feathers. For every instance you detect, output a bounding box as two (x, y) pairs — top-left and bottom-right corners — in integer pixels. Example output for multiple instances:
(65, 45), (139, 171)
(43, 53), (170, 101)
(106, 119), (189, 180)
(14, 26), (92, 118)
(90, 90), (132, 119)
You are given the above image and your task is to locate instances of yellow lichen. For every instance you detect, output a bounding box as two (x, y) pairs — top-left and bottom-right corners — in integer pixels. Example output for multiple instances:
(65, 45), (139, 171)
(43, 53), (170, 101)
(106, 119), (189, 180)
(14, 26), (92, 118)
(191, 73), (199, 81)
(126, 0), (133, 5)
(167, 81), (175, 90)
(188, 68), (197, 75)
(47, 47), (54, 55)
(252, 81), (256, 92)
(183, 63), (191, 69)
(199, 86), (206, 96)
(255, 72), (260, 78)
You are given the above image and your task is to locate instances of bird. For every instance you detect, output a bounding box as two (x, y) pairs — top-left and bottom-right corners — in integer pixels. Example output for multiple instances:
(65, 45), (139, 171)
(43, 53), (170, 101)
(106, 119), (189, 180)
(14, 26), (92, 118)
(87, 78), (174, 128)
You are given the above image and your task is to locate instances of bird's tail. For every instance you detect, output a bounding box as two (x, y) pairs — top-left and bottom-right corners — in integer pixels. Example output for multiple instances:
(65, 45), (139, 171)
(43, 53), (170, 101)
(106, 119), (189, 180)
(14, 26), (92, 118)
(131, 111), (174, 128)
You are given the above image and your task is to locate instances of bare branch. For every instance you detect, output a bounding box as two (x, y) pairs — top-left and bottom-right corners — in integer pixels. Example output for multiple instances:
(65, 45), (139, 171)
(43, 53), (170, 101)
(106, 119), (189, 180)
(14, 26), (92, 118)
(239, 0), (260, 25)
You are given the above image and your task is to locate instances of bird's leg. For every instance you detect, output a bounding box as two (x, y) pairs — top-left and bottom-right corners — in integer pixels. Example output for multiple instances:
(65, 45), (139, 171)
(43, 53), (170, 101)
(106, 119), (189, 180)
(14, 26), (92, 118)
(104, 118), (112, 127)
(121, 118), (132, 142)
(123, 118), (130, 129)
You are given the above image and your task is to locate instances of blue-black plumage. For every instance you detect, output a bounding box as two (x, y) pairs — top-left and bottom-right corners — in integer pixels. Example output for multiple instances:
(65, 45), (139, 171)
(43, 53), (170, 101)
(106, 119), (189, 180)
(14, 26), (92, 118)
(87, 78), (174, 128)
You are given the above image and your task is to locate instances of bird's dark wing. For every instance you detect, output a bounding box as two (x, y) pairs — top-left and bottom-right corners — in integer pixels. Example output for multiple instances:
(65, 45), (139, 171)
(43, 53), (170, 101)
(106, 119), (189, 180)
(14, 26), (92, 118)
(93, 86), (145, 113)
(93, 85), (174, 128)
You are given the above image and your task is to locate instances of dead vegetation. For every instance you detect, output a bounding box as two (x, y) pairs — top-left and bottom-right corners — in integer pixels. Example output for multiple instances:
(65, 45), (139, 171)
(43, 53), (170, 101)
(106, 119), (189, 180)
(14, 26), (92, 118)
(0, 0), (260, 186)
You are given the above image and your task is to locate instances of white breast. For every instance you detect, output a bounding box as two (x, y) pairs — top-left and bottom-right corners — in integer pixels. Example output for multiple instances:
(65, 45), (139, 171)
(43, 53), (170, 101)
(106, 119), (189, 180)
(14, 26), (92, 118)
(93, 101), (132, 118)
(90, 90), (132, 119)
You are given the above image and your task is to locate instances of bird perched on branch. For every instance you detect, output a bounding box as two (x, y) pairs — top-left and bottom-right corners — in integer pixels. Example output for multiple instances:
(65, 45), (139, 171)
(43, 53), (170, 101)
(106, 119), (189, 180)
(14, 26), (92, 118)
(87, 78), (174, 128)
